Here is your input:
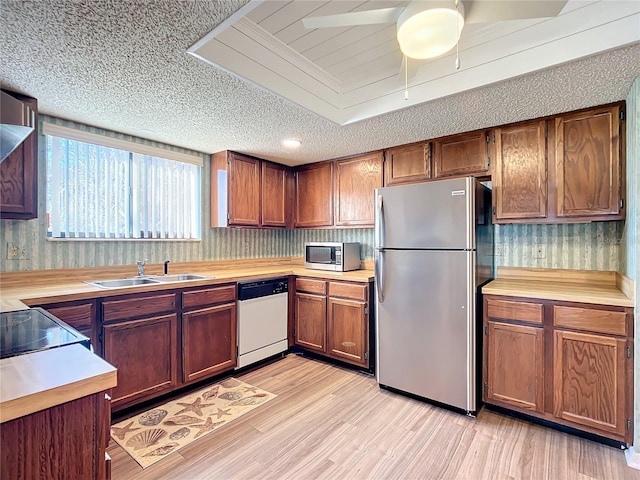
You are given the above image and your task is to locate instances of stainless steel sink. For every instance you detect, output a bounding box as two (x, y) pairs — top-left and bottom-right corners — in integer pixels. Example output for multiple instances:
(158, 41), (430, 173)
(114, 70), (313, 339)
(86, 277), (161, 289)
(85, 273), (214, 289)
(151, 274), (213, 282)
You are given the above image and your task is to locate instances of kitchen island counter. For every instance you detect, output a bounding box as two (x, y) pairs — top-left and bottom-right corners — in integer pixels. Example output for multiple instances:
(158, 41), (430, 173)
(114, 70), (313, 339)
(0, 344), (116, 422)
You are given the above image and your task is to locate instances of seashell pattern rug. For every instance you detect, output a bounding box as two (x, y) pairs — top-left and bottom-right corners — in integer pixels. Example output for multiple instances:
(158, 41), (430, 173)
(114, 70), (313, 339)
(110, 378), (276, 468)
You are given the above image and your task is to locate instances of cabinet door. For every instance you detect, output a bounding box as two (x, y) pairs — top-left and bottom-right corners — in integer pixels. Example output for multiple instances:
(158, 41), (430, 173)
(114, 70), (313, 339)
(183, 303), (237, 383)
(294, 162), (333, 227)
(1, 393), (101, 480)
(327, 297), (368, 367)
(103, 314), (178, 408)
(553, 330), (628, 438)
(261, 161), (287, 227)
(494, 121), (547, 221)
(294, 292), (326, 352)
(0, 92), (37, 220)
(555, 105), (622, 218)
(485, 321), (544, 412)
(334, 152), (382, 227)
(433, 131), (489, 178)
(383, 143), (430, 186)
(228, 153), (261, 226)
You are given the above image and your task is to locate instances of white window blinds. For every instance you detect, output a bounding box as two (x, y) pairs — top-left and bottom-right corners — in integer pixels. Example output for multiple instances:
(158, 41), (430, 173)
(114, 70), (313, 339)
(44, 123), (202, 239)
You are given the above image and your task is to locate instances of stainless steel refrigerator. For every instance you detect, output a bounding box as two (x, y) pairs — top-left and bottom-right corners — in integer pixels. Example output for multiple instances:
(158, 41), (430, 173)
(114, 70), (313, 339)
(374, 176), (494, 413)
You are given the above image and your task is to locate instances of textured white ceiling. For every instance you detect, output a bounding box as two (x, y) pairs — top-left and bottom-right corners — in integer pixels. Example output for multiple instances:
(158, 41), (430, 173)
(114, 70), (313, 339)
(1, 0), (639, 166)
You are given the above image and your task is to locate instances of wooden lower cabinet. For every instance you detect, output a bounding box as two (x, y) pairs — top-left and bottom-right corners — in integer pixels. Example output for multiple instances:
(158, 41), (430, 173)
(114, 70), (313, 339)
(295, 277), (371, 369)
(295, 292), (326, 353)
(553, 330), (628, 438)
(1, 391), (111, 480)
(483, 295), (633, 442)
(486, 321), (544, 412)
(103, 314), (178, 409)
(183, 303), (236, 383)
(327, 297), (368, 367)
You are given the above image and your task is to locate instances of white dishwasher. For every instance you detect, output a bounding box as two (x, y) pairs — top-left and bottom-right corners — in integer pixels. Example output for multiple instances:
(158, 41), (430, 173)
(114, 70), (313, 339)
(236, 277), (288, 369)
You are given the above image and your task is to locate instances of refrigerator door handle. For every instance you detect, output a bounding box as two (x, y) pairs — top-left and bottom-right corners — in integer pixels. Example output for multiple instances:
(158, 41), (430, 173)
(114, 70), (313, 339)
(376, 194), (384, 249)
(375, 249), (385, 303)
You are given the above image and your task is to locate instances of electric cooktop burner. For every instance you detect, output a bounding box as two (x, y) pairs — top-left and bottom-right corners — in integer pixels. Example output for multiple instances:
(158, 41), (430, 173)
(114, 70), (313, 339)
(0, 308), (91, 359)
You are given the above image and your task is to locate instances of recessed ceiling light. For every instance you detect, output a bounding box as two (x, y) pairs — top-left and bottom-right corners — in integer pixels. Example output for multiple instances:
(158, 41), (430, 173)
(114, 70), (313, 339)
(282, 138), (301, 149)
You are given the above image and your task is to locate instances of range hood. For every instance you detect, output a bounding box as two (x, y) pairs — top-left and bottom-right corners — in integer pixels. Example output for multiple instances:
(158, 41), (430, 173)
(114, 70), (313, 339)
(1, 90), (35, 163)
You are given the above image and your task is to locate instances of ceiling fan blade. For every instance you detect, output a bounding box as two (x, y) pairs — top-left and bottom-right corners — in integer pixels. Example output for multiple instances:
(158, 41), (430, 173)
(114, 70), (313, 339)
(303, 7), (404, 29)
(464, 0), (569, 24)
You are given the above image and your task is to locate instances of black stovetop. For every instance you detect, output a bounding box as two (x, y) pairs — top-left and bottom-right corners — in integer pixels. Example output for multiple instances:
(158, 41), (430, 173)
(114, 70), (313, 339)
(0, 308), (90, 359)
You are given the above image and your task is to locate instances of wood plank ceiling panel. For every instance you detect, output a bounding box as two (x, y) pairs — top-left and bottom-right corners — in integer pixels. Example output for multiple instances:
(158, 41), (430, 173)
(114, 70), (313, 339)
(257, 1), (328, 35)
(300, 23), (393, 62)
(245, 1), (292, 24)
(317, 24), (398, 70)
(274, 0), (368, 45)
(289, 0), (406, 57)
(338, 50), (403, 85)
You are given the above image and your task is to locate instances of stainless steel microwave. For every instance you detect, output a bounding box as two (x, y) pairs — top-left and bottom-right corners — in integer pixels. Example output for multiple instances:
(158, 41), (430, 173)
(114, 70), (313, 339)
(305, 242), (361, 272)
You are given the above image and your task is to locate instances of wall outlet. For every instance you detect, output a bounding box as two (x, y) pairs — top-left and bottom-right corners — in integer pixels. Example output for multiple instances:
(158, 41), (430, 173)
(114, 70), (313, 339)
(533, 245), (546, 259)
(6, 242), (30, 260)
(495, 243), (505, 256)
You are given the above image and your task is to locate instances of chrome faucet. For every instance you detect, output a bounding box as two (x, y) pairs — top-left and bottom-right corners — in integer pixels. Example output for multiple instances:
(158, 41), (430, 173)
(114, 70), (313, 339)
(136, 259), (148, 277)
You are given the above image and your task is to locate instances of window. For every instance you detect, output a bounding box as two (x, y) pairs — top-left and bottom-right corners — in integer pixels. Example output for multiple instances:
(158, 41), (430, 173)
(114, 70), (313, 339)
(44, 122), (202, 240)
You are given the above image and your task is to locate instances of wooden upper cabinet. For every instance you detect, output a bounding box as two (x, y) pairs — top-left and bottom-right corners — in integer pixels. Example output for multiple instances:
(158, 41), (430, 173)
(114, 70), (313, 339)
(261, 161), (287, 227)
(334, 152), (382, 227)
(383, 142), (431, 186)
(228, 152), (261, 226)
(494, 120), (547, 221)
(433, 130), (490, 178)
(1, 90), (38, 220)
(294, 162), (333, 227)
(211, 151), (289, 228)
(555, 104), (622, 219)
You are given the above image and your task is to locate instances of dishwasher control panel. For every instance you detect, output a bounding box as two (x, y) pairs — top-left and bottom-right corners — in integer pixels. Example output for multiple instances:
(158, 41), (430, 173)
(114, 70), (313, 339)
(237, 277), (288, 301)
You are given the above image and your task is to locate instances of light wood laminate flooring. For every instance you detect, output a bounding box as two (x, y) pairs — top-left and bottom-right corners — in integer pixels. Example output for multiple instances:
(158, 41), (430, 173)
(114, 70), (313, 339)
(108, 354), (639, 480)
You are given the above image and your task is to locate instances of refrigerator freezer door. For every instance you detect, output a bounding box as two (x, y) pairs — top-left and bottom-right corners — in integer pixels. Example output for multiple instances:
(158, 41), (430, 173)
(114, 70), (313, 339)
(375, 177), (474, 250)
(376, 249), (476, 411)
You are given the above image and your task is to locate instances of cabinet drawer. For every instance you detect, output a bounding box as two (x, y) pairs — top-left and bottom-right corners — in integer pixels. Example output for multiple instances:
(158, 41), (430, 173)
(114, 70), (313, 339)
(553, 305), (627, 336)
(328, 282), (366, 301)
(44, 303), (94, 329)
(296, 278), (326, 295)
(486, 298), (543, 324)
(102, 293), (177, 323)
(183, 285), (236, 310)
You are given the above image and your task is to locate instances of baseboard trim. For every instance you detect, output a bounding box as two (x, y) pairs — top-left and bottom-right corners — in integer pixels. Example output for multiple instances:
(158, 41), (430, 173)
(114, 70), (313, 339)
(626, 447), (640, 470)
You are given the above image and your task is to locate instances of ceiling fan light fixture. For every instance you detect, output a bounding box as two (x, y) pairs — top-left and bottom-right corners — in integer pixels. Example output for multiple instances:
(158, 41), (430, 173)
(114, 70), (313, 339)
(397, 2), (464, 60)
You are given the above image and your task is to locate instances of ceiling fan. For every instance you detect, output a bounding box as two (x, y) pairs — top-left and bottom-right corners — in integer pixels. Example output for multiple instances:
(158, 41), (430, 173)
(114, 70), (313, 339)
(303, 0), (569, 81)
